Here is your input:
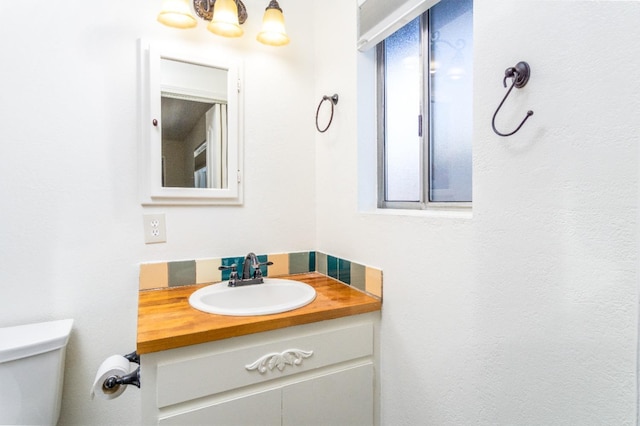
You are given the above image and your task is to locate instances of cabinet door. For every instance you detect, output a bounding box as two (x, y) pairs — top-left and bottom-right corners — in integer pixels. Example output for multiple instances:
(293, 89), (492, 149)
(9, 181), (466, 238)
(159, 388), (281, 426)
(282, 363), (374, 426)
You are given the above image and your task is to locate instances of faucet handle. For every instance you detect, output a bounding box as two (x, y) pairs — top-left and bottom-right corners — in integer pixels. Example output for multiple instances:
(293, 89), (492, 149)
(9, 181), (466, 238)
(218, 264), (238, 272)
(253, 261), (273, 278)
(219, 264), (239, 286)
(218, 263), (239, 278)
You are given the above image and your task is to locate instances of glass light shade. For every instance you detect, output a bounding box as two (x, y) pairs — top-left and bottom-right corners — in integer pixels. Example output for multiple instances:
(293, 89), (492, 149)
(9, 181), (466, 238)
(256, 6), (290, 46)
(157, 0), (197, 29)
(207, 0), (243, 37)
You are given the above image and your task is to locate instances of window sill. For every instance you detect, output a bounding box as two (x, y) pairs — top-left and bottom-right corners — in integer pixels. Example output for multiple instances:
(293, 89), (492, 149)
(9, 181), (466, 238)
(359, 205), (472, 220)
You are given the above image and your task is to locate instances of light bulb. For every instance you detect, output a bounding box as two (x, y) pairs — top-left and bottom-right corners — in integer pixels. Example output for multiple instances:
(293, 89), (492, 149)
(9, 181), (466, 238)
(207, 0), (243, 38)
(157, 0), (197, 29)
(257, 1), (290, 46)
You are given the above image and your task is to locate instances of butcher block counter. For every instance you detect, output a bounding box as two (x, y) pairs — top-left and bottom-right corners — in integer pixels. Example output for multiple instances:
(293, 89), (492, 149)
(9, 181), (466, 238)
(137, 272), (382, 354)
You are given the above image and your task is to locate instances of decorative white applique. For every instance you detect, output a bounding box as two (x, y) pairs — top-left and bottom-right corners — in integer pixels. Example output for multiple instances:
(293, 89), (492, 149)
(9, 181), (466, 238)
(245, 349), (314, 374)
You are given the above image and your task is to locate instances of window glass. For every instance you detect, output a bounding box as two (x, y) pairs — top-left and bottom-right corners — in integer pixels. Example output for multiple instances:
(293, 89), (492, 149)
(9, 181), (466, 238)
(429, 0), (473, 202)
(384, 18), (421, 202)
(379, 0), (473, 207)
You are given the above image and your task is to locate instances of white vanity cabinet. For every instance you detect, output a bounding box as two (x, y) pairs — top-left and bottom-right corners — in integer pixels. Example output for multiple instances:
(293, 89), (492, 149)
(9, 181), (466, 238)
(140, 312), (379, 425)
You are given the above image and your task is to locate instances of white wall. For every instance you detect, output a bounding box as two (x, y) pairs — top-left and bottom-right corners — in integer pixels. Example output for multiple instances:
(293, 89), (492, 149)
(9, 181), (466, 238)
(315, 0), (639, 425)
(0, 1), (316, 424)
(2, 0), (639, 425)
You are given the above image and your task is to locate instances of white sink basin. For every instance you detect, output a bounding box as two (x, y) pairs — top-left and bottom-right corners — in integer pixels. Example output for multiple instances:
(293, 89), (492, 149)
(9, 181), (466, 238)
(189, 278), (317, 316)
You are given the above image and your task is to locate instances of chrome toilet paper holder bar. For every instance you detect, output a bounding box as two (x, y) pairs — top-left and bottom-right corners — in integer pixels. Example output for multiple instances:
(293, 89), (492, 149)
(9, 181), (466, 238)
(103, 351), (141, 390)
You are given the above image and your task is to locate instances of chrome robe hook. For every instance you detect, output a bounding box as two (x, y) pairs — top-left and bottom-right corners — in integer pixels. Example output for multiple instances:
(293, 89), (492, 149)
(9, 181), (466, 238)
(491, 61), (534, 137)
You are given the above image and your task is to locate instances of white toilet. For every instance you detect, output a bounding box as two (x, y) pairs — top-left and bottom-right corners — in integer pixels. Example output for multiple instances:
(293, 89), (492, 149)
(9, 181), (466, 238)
(0, 319), (73, 426)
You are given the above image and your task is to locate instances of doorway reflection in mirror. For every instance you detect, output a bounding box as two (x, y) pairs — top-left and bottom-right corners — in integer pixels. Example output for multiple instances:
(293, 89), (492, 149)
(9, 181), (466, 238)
(160, 96), (227, 188)
(159, 57), (228, 189)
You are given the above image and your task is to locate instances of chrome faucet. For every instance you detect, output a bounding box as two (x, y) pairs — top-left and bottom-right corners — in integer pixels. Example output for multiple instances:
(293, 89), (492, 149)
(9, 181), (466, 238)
(242, 252), (262, 280)
(218, 252), (273, 287)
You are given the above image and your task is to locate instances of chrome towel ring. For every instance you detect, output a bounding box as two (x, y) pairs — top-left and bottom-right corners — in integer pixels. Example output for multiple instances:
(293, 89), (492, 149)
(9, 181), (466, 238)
(491, 61), (534, 137)
(315, 94), (339, 133)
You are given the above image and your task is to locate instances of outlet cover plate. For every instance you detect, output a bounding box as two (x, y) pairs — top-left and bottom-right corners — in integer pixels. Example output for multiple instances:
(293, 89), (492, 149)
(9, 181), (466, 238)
(143, 213), (166, 244)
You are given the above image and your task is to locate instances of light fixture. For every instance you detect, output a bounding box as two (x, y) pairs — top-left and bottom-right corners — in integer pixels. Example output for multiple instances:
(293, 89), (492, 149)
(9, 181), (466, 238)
(446, 50), (465, 80)
(207, 0), (243, 37)
(256, 0), (290, 46)
(157, 0), (198, 29)
(156, 0), (289, 46)
(430, 31), (466, 80)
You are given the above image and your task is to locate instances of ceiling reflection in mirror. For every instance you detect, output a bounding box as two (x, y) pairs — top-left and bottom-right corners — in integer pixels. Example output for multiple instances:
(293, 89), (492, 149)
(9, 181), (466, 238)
(160, 58), (228, 189)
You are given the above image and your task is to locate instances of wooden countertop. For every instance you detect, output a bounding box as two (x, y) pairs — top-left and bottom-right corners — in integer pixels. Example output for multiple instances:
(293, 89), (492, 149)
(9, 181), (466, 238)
(137, 273), (382, 354)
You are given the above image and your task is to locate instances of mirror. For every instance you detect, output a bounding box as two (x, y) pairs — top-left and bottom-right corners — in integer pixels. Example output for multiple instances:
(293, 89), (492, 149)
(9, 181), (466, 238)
(138, 40), (242, 205)
(160, 59), (228, 189)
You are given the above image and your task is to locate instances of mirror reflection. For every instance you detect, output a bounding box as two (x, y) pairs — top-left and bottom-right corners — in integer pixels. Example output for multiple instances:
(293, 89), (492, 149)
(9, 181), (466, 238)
(160, 58), (228, 189)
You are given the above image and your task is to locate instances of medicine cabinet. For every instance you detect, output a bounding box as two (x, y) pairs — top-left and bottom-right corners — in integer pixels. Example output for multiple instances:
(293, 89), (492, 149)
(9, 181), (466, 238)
(138, 39), (243, 205)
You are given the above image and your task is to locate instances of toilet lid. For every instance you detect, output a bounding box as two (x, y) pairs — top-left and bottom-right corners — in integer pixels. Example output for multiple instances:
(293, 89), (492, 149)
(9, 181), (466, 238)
(0, 319), (73, 363)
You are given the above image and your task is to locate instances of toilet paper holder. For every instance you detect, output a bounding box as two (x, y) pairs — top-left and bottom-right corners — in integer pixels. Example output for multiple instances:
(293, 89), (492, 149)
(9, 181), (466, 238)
(103, 351), (141, 390)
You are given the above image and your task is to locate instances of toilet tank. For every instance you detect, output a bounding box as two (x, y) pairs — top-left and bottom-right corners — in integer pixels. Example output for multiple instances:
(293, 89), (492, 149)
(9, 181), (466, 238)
(0, 319), (74, 426)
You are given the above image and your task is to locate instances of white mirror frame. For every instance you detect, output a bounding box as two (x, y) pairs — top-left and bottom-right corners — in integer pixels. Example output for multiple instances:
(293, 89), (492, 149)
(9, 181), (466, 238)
(138, 39), (243, 205)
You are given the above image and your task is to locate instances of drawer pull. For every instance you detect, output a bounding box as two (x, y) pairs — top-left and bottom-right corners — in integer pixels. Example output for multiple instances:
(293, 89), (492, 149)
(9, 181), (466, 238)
(245, 349), (314, 374)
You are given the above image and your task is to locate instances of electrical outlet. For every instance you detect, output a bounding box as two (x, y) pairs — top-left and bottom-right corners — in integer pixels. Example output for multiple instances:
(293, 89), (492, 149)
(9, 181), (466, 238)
(143, 214), (166, 244)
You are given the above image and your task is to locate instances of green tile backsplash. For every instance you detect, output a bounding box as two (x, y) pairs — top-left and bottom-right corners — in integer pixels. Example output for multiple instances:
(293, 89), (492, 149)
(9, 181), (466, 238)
(168, 260), (196, 287)
(289, 251), (315, 275)
(350, 262), (366, 291)
(338, 258), (351, 284)
(317, 252), (328, 275)
(139, 251), (382, 299)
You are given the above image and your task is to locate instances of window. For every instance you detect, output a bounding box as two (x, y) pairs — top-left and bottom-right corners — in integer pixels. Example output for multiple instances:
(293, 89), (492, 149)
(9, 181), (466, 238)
(377, 0), (473, 208)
